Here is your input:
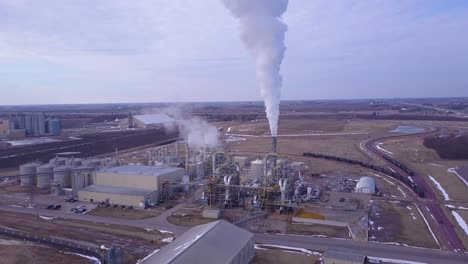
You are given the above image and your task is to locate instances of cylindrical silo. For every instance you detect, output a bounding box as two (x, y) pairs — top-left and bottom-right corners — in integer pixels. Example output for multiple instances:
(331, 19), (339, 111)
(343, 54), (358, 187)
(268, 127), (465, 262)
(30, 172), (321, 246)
(71, 166), (89, 191)
(37, 164), (53, 188)
(19, 163), (40, 186)
(250, 159), (264, 181)
(53, 165), (71, 187)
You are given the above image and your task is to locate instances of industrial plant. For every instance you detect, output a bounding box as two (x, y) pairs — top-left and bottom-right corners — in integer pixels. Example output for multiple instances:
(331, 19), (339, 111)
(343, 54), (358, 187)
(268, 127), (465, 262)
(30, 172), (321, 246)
(0, 112), (61, 138)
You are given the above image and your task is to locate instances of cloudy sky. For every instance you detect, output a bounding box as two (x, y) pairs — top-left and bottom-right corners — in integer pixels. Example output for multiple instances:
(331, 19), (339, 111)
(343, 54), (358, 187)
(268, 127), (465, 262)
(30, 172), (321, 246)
(1, 0), (467, 105)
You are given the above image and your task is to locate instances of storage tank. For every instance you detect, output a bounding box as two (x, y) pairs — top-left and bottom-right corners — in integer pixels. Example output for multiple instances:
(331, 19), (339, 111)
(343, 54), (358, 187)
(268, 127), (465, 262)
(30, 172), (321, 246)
(250, 159), (264, 181)
(19, 163), (40, 186)
(71, 167), (90, 191)
(66, 158), (82, 167)
(36, 164), (53, 188)
(53, 165), (71, 187)
(49, 157), (67, 166)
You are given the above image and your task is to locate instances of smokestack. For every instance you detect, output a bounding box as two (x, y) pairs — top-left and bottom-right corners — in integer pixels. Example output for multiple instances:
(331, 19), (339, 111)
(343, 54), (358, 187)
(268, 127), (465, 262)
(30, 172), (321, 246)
(185, 143), (189, 173)
(272, 136), (277, 154)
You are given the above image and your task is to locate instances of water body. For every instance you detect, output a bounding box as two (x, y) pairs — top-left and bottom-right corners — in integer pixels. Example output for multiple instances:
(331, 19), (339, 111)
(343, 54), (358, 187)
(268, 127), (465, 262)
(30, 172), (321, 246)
(389, 125), (425, 134)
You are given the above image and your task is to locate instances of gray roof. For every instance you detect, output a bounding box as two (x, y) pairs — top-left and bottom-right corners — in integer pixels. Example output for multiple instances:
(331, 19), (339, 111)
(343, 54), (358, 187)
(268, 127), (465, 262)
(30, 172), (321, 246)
(133, 114), (175, 125)
(100, 165), (183, 177)
(142, 220), (254, 264)
(79, 185), (153, 196)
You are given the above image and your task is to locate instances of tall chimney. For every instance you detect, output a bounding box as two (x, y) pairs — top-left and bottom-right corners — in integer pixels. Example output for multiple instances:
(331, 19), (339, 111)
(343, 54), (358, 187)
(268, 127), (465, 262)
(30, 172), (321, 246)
(185, 143), (190, 173)
(272, 136), (277, 154)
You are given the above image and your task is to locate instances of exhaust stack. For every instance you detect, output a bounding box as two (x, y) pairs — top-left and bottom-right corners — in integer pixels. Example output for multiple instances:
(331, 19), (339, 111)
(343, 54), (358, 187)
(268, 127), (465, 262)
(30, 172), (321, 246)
(272, 136), (277, 154)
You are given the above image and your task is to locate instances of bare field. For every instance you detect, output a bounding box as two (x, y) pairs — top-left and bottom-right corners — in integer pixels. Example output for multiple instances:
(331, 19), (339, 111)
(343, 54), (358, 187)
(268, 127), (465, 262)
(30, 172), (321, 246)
(382, 136), (468, 201)
(369, 200), (438, 249)
(87, 206), (161, 220)
(254, 247), (321, 264)
(0, 238), (90, 264)
(287, 222), (350, 238)
(443, 207), (468, 250)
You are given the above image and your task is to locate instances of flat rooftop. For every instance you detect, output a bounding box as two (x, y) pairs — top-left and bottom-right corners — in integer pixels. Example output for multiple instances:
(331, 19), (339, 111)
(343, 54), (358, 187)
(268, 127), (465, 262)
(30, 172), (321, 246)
(79, 185), (153, 196)
(100, 165), (183, 177)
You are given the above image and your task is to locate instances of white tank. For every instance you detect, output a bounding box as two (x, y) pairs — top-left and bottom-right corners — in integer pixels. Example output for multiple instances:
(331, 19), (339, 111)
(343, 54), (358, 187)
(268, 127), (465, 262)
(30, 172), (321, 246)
(19, 163), (40, 186)
(49, 157), (67, 166)
(71, 167), (90, 191)
(182, 175), (190, 192)
(250, 159), (264, 181)
(36, 164), (53, 188)
(53, 165), (71, 187)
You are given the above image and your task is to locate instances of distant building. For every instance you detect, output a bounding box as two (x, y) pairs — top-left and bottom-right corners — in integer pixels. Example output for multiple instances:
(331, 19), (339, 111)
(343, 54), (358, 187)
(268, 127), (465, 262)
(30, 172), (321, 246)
(78, 165), (185, 207)
(6, 113), (61, 137)
(0, 119), (9, 137)
(131, 113), (175, 129)
(141, 220), (255, 264)
(355, 176), (376, 194)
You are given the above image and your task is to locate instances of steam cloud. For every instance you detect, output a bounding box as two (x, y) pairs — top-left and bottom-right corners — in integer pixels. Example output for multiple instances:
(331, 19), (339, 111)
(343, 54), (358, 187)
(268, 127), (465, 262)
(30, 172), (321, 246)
(222, 0), (288, 136)
(162, 107), (220, 150)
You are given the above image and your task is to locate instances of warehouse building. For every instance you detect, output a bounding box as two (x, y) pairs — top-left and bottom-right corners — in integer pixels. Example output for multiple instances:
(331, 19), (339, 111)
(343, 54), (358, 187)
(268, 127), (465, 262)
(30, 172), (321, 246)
(142, 220), (254, 264)
(355, 176), (376, 194)
(78, 165), (184, 207)
(131, 113), (175, 129)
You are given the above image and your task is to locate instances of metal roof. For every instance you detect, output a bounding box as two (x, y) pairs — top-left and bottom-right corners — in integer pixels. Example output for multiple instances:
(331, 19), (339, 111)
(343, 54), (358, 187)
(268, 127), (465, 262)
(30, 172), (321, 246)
(79, 184), (153, 196)
(133, 113), (175, 125)
(142, 220), (254, 264)
(355, 176), (376, 193)
(100, 165), (184, 177)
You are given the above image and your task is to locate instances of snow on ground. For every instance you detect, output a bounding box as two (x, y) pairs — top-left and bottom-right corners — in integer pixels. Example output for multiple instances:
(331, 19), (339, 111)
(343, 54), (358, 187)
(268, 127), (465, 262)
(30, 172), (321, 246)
(6, 138), (61, 146)
(414, 204), (440, 247)
(162, 237), (174, 243)
(368, 256), (427, 264)
(410, 212), (417, 220)
(376, 142), (394, 155)
(158, 230), (174, 235)
(69, 253), (101, 264)
(451, 211), (468, 236)
(68, 136), (82, 140)
(224, 135), (246, 142)
(254, 244), (322, 256)
(427, 163), (444, 167)
(39, 216), (55, 220)
(136, 249), (160, 264)
(428, 175), (450, 200)
(447, 168), (468, 187)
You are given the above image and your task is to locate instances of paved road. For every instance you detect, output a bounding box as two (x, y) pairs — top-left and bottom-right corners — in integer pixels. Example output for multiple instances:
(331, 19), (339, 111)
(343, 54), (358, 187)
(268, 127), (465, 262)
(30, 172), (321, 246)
(1, 205), (467, 264)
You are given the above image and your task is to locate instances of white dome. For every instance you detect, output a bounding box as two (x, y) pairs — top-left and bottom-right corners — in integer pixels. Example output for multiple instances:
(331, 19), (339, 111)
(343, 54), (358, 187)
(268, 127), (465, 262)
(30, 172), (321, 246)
(355, 176), (376, 194)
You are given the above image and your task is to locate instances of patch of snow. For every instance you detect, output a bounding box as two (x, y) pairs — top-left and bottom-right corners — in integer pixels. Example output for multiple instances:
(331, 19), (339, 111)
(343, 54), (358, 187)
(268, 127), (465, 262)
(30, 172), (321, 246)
(69, 253), (101, 264)
(255, 244), (321, 256)
(254, 244), (268, 251)
(368, 256), (427, 264)
(428, 175), (450, 200)
(39, 216), (55, 220)
(427, 163), (444, 167)
(159, 230), (173, 234)
(398, 187), (407, 198)
(224, 136), (246, 142)
(414, 204), (440, 247)
(162, 237), (174, 243)
(68, 136), (82, 140)
(136, 249), (160, 264)
(448, 168), (468, 187)
(6, 137), (61, 146)
(11, 205), (23, 208)
(145, 228), (154, 232)
(377, 226), (384, 231)
(406, 206), (412, 210)
(451, 211), (468, 236)
(390, 200), (400, 204)
(100, 245), (109, 250)
(376, 142), (394, 155)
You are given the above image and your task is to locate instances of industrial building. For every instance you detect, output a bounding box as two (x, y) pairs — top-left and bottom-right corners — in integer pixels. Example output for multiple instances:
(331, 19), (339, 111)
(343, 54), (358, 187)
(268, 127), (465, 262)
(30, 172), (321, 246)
(78, 165), (185, 207)
(131, 113), (175, 129)
(142, 220), (254, 264)
(3, 113), (61, 137)
(355, 176), (376, 194)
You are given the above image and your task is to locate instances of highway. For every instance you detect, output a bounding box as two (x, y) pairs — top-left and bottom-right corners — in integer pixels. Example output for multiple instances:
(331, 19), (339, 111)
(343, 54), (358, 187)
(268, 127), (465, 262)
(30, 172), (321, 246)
(0, 205), (467, 264)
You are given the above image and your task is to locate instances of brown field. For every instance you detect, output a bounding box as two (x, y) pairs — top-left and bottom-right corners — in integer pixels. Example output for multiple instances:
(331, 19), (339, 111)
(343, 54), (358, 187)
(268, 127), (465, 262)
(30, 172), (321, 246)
(286, 222), (350, 239)
(87, 206), (161, 220)
(369, 201), (438, 249)
(254, 247), (321, 264)
(424, 134), (468, 159)
(0, 238), (90, 264)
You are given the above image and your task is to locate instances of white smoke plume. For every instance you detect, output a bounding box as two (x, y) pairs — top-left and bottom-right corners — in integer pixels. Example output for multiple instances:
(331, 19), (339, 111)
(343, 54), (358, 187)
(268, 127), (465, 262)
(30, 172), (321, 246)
(162, 107), (220, 150)
(222, 0), (288, 136)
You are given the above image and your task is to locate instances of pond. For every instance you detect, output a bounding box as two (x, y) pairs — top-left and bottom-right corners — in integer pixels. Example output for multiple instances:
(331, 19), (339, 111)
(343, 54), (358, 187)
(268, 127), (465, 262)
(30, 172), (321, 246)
(389, 125), (425, 134)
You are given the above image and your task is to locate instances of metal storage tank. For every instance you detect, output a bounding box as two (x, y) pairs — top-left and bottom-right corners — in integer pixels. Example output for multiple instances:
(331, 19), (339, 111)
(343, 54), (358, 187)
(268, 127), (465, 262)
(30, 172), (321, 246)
(49, 157), (67, 166)
(53, 165), (71, 187)
(19, 163), (40, 186)
(355, 176), (376, 194)
(71, 167), (89, 191)
(250, 159), (264, 181)
(66, 158), (82, 167)
(37, 164), (53, 188)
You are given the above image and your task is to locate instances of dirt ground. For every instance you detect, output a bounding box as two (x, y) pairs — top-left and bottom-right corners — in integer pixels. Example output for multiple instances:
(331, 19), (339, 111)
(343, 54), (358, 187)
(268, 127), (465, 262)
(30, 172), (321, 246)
(254, 247), (322, 264)
(0, 237), (91, 264)
(369, 200), (438, 248)
(287, 222), (350, 238)
(87, 206), (161, 220)
(0, 211), (166, 264)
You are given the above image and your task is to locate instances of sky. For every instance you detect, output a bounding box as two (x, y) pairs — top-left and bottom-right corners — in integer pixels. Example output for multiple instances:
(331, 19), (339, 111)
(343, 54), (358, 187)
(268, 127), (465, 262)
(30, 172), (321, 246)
(0, 0), (467, 105)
